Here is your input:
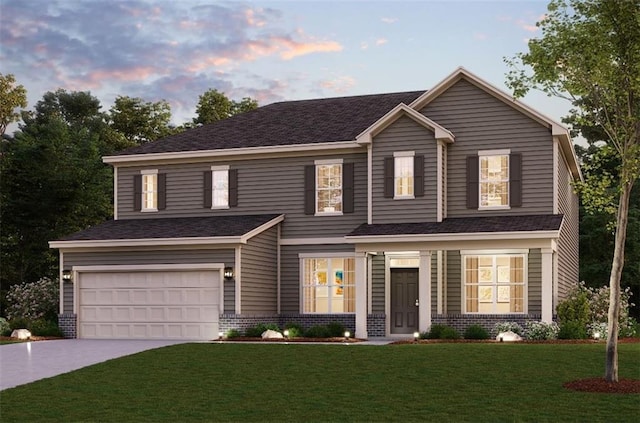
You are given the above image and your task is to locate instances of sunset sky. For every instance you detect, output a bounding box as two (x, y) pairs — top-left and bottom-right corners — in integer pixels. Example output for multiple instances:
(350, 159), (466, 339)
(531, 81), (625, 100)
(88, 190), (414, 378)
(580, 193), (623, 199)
(1, 0), (570, 132)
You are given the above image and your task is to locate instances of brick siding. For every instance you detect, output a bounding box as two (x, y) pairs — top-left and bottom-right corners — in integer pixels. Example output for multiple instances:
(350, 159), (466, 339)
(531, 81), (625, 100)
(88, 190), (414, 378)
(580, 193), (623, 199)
(58, 313), (77, 338)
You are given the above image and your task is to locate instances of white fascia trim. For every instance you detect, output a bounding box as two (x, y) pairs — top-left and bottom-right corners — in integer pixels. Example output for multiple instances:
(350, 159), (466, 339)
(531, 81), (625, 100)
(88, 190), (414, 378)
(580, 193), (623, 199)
(72, 263), (225, 272)
(298, 252), (355, 259)
(240, 215), (285, 242)
(460, 249), (529, 255)
(346, 230), (560, 244)
(103, 141), (362, 164)
(49, 236), (244, 249)
(355, 103), (454, 144)
(280, 237), (348, 246)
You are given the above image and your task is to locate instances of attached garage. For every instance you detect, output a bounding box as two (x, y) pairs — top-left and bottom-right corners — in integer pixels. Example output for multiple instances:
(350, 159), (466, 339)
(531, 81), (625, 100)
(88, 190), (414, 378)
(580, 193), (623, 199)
(75, 265), (223, 340)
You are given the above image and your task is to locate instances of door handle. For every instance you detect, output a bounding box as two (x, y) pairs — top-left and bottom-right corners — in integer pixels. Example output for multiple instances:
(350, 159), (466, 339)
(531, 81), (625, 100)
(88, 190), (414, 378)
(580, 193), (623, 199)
(415, 299), (419, 307)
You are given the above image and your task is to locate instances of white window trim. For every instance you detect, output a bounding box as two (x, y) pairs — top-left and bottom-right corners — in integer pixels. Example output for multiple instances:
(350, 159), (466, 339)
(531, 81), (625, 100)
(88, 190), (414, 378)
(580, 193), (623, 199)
(140, 169), (158, 212)
(210, 165), (230, 210)
(461, 251), (528, 315)
(478, 150), (511, 210)
(393, 151), (415, 200)
(299, 254), (356, 314)
(314, 159), (344, 216)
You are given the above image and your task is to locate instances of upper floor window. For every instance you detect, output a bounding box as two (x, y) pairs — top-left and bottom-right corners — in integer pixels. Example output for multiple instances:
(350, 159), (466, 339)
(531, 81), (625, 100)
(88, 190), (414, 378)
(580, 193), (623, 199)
(316, 160), (343, 214)
(466, 151), (521, 210)
(301, 256), (355, 314)
(134, 169), (165, 212)
(479, 152), (509, 208)
(304, 160), (354, 215)
(463, 253), (526, 314)
(203, 166), (238, 209)
(384, 154), (424, 199)
(394, 152), (415, 198)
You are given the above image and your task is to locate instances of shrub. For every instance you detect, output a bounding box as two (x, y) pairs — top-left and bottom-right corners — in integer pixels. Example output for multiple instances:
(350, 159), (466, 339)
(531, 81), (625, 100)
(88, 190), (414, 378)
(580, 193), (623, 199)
(418, 331), (430, 339)
(0, 317), (10, 336)
(29, 320), (63, 337)
(304, 325), (331, 338)
(326, 321), (346, 337)
(6, 277), (59, 322)
(558, 321), (588, 339)
(225, 329), (241, 339)
(8, 317), (31, 331)
(427, 324), (460, 340)
(492, 321), (524, 337)
(283, 323), (303, 338)
(464, 324), (490, 340)
(556, 284), (590, 328)
(587, 322), (608, 340)
(524, 321), (559, 340)
(244, 323), (280, 337)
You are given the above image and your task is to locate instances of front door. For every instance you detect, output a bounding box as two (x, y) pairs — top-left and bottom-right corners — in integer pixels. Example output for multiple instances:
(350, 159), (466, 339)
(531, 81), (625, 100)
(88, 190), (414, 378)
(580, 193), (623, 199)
(391, 268), (419, 334)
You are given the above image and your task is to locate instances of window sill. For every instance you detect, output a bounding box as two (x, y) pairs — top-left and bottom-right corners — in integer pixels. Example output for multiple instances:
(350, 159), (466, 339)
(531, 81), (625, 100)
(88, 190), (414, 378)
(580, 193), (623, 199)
(141, 208), (158, 213)
(478, 206), (511, 211)
(211, 206), (230, 210)
(462, 312), (527, 315)
(315, 212), (343, 216)
(393, 195), (415, 200)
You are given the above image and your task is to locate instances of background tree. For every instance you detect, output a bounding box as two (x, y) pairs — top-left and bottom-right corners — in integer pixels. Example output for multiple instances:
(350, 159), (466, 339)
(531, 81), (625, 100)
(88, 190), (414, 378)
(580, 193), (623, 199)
(109, 96), (176, 144)
(193, 89), (258, 125)
(506, 0), (640, 382)
(0, 73), (28, 136)
(0, 90), (115, 302)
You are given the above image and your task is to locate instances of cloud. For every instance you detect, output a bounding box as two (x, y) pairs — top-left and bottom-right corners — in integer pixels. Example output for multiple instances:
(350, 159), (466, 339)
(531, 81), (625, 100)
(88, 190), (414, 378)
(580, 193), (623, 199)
(375, 38), (388, 46)
(381, 17), (398, 24)
(474, 32), (488, 41)
(319, 76), (356, 94)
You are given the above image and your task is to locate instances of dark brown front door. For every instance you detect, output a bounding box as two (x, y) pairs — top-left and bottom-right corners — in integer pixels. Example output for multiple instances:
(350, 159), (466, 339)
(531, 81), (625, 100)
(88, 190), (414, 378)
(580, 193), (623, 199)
(391, 268), (418, 334)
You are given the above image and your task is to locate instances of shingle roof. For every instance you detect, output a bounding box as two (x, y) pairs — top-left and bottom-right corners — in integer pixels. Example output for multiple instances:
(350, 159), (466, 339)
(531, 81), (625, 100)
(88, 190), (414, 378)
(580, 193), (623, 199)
(57, 214), (282, 241)
(114, 91), (425, 155)
(347, 214), (564, 237)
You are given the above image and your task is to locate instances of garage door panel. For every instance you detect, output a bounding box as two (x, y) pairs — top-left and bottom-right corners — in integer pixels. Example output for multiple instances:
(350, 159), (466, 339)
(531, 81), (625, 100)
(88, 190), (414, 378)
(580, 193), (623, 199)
(78, 269), (220, 340)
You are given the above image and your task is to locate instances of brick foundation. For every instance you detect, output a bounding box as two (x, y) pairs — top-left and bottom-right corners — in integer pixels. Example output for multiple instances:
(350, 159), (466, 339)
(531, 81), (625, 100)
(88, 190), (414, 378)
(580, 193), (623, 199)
(431, 314), (543, 335)
(58, 313), (77, 338)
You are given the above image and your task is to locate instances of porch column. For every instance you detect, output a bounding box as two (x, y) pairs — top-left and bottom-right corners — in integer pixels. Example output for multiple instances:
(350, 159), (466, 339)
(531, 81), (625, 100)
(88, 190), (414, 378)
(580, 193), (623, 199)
(541, 248), (554, 323)
(419, 250), (432, 332)
(355, 251), (368, 339)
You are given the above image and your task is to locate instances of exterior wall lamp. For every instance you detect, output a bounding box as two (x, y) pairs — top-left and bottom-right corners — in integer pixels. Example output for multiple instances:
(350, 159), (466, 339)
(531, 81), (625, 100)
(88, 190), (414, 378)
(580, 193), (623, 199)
(62, 270), (73, 282)
(224, 267), (234, 280)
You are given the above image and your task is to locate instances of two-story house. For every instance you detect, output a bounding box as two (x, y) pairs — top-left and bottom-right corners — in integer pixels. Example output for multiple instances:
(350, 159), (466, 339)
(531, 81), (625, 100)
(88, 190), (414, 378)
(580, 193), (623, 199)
(50, 68), (581, 340)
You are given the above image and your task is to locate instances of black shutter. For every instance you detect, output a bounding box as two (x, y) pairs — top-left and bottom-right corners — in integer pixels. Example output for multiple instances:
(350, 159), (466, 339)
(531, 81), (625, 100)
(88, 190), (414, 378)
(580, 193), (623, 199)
(384, 157), (394, 198)
(133, 174), (142, 211)
(157, 173), (166, 210)
(343, 162), (354, 213)
(466, 156), (479, 209)
(203, 171), (212, 208)
(510, 153), (522, 207)
(229, 169), (238, 207)
(414, 155), (424, 197)
(304, 165), (315, 215)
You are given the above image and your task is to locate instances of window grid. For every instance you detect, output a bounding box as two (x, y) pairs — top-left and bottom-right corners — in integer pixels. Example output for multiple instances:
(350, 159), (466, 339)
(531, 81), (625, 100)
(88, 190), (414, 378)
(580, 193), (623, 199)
(303, 257), (355, 314)
(212, 169), (229, 208)
(464, 254), (525, 314)
(394, 156), (414, 197)
(316, 164), (342, 213)
(479, 154), (509, 207)
(142, 174), (157, 210)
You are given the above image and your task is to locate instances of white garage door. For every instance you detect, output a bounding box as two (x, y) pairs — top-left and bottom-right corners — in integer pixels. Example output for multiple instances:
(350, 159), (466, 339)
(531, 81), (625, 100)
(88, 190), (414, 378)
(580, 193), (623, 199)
(78, 269), (220, 340)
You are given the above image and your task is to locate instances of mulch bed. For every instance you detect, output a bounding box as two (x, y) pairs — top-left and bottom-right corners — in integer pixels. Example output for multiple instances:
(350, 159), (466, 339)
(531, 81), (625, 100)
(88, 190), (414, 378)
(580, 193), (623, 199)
(564, 378), (640, 394)
(214, 337), (362, 343)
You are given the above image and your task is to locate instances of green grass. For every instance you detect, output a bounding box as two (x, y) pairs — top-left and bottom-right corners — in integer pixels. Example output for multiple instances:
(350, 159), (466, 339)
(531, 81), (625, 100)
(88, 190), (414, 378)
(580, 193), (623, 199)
(1, 343), (639, 422)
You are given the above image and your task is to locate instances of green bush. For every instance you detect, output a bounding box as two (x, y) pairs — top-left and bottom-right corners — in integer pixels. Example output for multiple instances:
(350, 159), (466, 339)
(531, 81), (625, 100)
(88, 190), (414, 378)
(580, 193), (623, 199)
(244, 323), (280, 337)
(304, 325), (331, 338)
(326, 321), (346, 337)
(492, 321), (524, 337)
(29, 320), (63, 337)
(524, 321), (559, 340)
(6, 277), (59, 322)
(558, 321), (588, 339)
(8, 317), (31, 331)
(283, 323), (303, 338)
(418, 331), (429, 339)
(464, 324), (490, 340)
(427, 324), (460, 340)
(225, 329), (241, 339)
(556, 286), (590, 327)
(0, 317), (10, 336)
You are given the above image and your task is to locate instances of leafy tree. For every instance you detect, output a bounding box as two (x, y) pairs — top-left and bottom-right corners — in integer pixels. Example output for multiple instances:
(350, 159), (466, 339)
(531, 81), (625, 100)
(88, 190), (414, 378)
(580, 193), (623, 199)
(0, 91), (115, 298)
(109, 96), (176, 144)
(0, 73), (27, 136)
(506, 0), (640, 382)
(193, 89), (258, 125)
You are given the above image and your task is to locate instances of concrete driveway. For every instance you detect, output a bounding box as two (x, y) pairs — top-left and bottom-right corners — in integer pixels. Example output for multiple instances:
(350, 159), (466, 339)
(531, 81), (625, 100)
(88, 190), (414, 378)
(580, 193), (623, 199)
(0, 339), (186, 391)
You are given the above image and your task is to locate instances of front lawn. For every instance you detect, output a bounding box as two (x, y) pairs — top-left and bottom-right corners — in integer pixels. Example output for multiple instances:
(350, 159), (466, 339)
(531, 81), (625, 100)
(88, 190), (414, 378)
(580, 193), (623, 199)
(1, 343), (638, 422)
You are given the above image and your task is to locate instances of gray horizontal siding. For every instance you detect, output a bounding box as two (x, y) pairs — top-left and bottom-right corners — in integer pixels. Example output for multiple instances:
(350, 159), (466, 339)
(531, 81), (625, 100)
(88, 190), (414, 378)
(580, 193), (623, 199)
(240, 226), (278, 315)
(280, 244), (355, 314)
(372, 115), (438, 223)
(63, 281), (73, 314)
(421, 79), (554, 217)
(528, 248), (542, 314)
(371, 253), (385, 313)
(446, 250), (461, 314)
(117, 153), (367, 238)
(224, 280), (235, 314)
(556, 153), (579, 303)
